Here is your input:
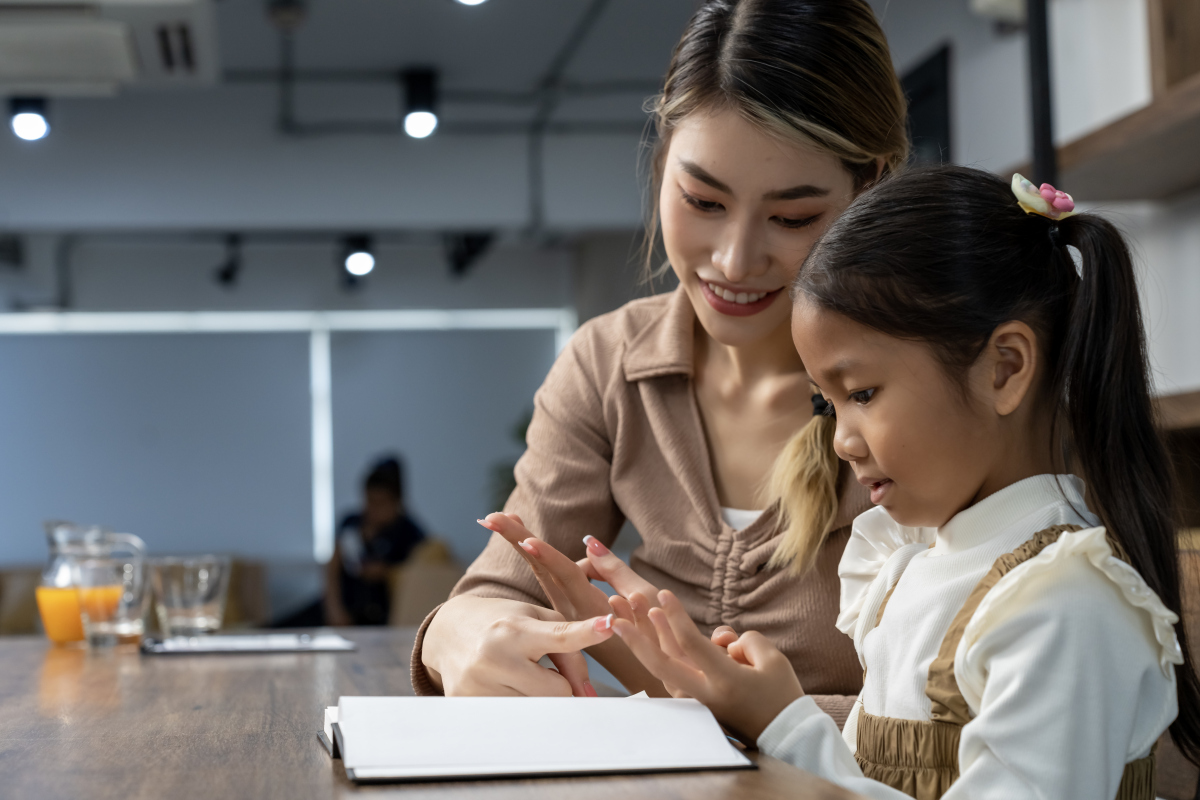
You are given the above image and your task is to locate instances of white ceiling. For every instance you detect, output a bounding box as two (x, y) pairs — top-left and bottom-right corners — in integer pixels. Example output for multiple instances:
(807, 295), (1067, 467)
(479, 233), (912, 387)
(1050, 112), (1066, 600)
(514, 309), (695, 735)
(215, 0), (702, 128)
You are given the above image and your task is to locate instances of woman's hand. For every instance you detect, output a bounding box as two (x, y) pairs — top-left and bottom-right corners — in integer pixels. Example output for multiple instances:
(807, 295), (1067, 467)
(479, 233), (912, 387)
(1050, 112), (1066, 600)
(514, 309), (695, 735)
(612, 589), (805, 743)
(422, 594), (615, 697)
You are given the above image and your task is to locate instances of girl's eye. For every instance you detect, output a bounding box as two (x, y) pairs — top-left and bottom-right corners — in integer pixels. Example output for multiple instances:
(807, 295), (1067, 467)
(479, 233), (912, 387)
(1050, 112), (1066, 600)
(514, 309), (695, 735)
(681, 191), (723, 213)
(849, 388), (875, 404)
(771, 214), (819, 230)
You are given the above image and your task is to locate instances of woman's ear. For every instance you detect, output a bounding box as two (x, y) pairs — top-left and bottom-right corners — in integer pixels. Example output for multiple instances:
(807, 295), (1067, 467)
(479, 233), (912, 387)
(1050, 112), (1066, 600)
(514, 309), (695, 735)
(986, 321), (1039, 417)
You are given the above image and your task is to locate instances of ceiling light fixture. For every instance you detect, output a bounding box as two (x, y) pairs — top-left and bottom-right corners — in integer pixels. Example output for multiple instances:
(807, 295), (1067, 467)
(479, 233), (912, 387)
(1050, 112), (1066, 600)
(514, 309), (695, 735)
(10, 97), (49, 141)
(341, 235), (374, 286)
(402, 68), (438, 139)
(456, 0), (489, 5)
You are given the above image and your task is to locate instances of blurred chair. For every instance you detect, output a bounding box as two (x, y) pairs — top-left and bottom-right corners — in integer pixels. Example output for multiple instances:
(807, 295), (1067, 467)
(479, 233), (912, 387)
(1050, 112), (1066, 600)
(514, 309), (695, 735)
(388, 539), (463, 627)
(0, 568), (40, 635)
(1157, 535), (1200, 800)
(223, 559), (271, 629)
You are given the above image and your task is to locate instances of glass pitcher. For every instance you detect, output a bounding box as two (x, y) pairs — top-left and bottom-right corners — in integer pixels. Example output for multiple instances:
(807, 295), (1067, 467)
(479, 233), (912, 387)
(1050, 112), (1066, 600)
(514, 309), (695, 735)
(37, 522), (147, 645)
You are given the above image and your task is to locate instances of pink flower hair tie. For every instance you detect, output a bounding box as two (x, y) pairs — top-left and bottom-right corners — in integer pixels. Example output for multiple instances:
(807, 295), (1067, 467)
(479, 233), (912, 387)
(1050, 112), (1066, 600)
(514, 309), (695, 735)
(1011, 173), (1077, 220)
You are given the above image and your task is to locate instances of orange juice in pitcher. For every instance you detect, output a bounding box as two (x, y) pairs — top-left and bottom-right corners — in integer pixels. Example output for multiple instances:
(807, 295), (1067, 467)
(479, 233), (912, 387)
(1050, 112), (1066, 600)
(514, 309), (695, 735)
(39, 522), (146, 646)
(36, 586), (84, 644)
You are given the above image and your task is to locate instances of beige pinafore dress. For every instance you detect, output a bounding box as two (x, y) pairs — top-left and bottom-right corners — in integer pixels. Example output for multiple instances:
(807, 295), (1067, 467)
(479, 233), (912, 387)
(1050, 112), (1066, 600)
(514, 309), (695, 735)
(854, 525), (1157, 800)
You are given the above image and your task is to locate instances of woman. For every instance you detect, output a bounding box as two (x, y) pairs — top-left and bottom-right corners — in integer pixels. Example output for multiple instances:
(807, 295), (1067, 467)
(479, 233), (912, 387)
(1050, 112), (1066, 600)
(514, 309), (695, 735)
(414, 0), (909, 722)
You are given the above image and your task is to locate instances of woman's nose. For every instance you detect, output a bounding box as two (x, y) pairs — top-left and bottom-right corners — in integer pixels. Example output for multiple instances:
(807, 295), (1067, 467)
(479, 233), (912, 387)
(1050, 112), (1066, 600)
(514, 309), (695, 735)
(712, 218), (768, 282)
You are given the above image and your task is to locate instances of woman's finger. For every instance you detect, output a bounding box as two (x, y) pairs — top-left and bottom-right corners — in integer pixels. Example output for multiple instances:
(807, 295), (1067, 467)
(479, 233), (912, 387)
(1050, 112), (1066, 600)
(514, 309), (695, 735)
(608, 594), (636, 622)
(611, 618), (707, 698)
(546, 650), (597, 698)
(519, 537), (611, 618)
(518, 612), (616, 660)
(477, 516), (579, 617)
(583, 536), (661, 600)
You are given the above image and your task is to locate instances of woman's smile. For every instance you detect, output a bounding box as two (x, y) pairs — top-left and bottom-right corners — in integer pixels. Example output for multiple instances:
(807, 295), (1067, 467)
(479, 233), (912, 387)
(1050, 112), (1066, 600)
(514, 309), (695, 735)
(700, 280), (784, 317)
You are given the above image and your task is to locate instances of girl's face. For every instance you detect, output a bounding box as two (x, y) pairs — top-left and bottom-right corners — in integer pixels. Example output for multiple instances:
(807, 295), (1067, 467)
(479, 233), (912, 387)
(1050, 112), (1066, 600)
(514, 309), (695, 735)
(790, 298), (1001, 528)
(660, 109), (858, 348)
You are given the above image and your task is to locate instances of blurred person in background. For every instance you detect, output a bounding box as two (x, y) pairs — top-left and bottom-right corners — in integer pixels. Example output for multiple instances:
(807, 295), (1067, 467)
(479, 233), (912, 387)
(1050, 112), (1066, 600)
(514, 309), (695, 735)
(278, 455), (425, 627)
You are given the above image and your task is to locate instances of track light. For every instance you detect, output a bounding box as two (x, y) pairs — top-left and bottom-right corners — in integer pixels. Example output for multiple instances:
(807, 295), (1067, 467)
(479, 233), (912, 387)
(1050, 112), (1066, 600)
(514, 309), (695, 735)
(214, 234), (242, 288)
(10, 97), (49, 141)
(444, 232), (495, 278)
(456, 0), (489, 5)
(403, 69), (438, 139)
(341, 235), (374, 286)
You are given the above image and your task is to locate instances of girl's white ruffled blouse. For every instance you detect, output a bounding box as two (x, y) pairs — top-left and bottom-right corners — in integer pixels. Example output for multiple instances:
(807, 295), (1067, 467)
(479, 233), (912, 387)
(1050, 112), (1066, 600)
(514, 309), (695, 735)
(758, 474), (1182, 800)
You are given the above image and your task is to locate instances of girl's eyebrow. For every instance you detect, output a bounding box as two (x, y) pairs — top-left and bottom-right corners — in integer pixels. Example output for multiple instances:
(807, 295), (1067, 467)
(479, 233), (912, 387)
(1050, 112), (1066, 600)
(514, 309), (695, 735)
(677, 159), (830, 201)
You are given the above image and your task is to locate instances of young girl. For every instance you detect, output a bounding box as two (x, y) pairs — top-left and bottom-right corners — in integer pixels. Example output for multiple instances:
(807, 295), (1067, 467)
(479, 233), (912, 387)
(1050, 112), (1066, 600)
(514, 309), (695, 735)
(607, 165), (1200, 798)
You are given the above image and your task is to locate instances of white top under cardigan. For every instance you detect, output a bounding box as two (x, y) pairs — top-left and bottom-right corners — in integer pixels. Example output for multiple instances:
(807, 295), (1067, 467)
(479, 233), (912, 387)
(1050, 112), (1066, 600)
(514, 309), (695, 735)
(757, 474), (1183, 800)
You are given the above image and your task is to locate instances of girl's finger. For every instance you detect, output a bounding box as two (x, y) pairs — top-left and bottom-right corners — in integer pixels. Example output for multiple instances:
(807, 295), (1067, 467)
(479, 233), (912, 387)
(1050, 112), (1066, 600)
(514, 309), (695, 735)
(711, 625), (738, 648)
(513, 539), (577, 614)
(520, 537), (611, 617)
(657, 590), (730, 673)
(647, 607), (688, 662)
(610, 618), (707, 697)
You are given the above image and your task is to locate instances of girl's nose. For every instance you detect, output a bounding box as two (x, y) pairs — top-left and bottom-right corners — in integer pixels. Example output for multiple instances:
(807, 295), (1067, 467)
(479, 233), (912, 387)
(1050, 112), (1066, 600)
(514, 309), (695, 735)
(833, 422), (868, 463)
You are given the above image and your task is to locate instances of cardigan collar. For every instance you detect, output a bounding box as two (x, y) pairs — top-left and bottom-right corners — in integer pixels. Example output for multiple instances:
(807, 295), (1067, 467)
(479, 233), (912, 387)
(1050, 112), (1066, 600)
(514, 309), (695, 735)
(622, 285), (695, 381)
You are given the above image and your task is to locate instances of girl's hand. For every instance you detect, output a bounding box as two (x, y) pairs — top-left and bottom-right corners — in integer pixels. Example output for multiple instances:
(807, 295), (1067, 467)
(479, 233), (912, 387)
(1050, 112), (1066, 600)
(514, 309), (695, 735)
(423, 594), (615, 697)
(612, 589), (805, 743)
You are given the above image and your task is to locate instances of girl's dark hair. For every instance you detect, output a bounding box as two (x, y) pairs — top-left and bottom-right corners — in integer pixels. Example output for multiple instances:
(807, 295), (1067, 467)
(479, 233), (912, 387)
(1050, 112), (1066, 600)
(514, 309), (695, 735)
(795, 163), (1200, 763)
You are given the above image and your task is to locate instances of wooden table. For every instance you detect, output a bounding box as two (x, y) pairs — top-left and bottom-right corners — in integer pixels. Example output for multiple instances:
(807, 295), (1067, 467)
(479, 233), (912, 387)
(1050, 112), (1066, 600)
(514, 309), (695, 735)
(0, 627), (859, 800)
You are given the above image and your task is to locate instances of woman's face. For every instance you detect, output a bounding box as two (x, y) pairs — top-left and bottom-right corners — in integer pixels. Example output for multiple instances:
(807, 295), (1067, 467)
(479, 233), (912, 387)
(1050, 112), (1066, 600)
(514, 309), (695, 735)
(660, 108), (859, 348)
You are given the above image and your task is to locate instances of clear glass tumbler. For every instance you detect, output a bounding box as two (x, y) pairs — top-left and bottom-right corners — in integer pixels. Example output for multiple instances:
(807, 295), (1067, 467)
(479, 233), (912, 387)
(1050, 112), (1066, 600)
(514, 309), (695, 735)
(73, 556), (148, 647)
(150, 556), (231, 636)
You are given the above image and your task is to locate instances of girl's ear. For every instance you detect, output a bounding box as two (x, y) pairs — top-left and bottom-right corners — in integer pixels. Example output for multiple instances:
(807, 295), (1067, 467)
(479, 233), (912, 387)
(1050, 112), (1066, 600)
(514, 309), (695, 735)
(985, 321), (1040, 417)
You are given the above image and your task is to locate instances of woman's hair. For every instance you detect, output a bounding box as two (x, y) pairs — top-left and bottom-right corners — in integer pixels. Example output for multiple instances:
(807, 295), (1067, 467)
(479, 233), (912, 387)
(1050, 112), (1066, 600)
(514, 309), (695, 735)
(791, 163), (1200, 763)
(644, 0), (909, 571)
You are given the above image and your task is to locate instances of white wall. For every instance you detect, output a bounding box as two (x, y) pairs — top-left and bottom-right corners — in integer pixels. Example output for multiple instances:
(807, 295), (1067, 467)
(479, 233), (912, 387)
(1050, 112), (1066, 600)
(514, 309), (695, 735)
(875, 0), (1199, 395)
(0, 86), (647, 232)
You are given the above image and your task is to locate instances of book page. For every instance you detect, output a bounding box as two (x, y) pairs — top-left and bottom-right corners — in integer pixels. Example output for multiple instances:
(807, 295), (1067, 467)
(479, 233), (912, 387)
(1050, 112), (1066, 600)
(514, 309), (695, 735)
(336, 696), (751, 780)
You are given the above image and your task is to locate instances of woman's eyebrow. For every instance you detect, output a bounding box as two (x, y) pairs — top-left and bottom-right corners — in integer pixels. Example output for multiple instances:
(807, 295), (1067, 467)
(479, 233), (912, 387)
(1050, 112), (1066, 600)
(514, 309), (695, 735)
(764, 184), (830, 201)
(678, 160), (732, 194)
(677, 160), (830, 202)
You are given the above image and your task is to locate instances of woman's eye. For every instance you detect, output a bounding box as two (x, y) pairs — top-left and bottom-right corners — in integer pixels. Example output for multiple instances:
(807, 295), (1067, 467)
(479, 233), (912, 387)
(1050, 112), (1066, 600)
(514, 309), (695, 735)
(849, 388), (876, 404)
(681, 191), (723, 213)
(771, 214), (819, 230)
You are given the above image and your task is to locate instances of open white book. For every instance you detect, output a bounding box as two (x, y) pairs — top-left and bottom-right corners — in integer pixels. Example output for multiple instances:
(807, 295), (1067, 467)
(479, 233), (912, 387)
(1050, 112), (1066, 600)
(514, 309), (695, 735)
(320, 695), (753, 782)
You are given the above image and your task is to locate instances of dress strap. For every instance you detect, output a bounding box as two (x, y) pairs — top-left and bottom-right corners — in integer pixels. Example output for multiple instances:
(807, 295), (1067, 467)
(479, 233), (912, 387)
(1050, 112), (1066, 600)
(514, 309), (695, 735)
(925, 524), (1083, 726)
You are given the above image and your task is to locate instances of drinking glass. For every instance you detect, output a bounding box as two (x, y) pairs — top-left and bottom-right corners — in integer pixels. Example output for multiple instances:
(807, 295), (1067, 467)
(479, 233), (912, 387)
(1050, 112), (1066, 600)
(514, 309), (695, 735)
(150, 556), (231, 635)
(73, 556), (148, 647)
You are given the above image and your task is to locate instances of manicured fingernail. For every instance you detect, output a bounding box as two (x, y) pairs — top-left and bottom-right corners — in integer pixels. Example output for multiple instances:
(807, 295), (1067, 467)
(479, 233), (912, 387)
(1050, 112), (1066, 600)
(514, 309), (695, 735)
(583, 682), (598, 698)
(593, 613), (613, 632)
(519, 538), (539, 556)
(583, 535), (609, 556)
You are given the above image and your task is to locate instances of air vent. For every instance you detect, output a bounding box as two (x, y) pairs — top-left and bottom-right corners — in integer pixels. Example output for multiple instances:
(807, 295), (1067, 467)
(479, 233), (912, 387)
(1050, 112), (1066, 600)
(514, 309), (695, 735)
(0, 0), (218, 95)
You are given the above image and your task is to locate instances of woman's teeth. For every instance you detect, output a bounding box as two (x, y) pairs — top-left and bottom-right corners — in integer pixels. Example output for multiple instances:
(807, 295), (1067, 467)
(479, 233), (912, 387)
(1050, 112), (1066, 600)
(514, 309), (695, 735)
(707, 283), (770, 304)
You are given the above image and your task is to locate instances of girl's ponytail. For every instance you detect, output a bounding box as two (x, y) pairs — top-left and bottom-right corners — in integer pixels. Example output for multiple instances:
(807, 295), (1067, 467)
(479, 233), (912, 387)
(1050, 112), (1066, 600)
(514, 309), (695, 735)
(764, 402), (841, 574)
(1055, 214), (1200, 762)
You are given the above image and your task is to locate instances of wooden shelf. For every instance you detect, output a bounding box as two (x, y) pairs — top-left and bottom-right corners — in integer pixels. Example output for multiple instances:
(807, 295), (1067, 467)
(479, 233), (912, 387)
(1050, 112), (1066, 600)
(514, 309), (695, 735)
(1050, 69), (1200, 201)
(1157, 388), (1200, 431)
